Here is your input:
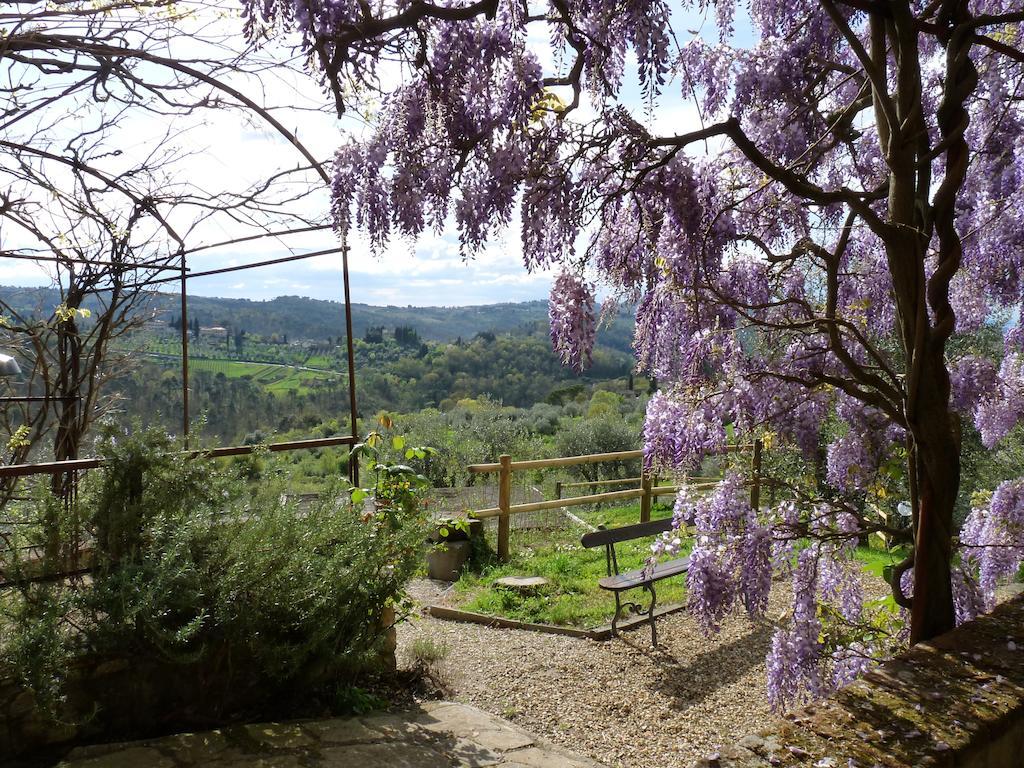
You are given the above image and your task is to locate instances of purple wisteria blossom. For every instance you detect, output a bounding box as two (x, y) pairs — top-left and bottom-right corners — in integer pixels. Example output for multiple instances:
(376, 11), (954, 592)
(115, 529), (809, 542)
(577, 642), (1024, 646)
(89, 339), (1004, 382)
(960, 480), (1024, 611)
(548, 272), (595, 372)
(681, 474), (775, 632)
(767, 549), (823, 710)
(642, 392), (725, 473)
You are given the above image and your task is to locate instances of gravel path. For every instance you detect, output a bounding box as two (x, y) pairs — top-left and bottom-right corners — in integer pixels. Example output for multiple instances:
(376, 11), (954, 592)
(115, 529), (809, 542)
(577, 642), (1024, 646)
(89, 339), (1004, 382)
(398, 579), (786, 768)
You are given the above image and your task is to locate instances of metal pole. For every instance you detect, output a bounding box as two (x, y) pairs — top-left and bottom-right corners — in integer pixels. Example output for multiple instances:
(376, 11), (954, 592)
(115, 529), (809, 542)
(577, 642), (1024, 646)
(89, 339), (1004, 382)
(341, 240), (359, 485)
(180, 255), (190, 446)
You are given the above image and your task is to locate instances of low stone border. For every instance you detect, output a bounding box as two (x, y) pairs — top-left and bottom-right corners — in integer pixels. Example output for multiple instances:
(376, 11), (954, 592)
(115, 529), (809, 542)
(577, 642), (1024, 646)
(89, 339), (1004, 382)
(426, 602), (687, 641)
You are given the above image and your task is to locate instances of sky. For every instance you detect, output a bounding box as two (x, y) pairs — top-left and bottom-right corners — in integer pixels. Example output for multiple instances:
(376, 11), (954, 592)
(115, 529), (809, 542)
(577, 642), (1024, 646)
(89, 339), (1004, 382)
(1, 2), (750, 308)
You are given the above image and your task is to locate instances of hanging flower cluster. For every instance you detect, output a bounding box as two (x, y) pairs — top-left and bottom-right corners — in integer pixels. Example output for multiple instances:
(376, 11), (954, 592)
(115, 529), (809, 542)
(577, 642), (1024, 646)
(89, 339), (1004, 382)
(548, 272), (596, 372)
(960, 480), (1024, 611)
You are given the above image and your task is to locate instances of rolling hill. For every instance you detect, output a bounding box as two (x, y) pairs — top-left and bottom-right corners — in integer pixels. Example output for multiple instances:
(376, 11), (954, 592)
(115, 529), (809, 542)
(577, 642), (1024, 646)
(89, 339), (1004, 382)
(0, 287), (636, 354)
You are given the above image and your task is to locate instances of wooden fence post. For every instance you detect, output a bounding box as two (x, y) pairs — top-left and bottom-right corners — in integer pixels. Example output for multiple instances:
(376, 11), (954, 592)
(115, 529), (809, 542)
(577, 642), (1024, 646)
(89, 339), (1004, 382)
(555, 480), (562, 500)
(750, 438), (763, 511)
(640, 472), (652, 522)
(498, 454), (511, 562)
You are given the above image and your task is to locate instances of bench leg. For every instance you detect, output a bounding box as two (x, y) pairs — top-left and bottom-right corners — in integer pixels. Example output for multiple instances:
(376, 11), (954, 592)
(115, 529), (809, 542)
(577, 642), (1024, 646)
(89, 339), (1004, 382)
(612, 591), (622, 637)
(645, 583), (658, 646)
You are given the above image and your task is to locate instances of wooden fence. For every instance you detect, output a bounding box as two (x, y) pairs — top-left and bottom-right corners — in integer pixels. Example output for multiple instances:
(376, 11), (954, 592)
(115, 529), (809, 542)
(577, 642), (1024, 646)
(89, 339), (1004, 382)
(467, 440), (762, 561)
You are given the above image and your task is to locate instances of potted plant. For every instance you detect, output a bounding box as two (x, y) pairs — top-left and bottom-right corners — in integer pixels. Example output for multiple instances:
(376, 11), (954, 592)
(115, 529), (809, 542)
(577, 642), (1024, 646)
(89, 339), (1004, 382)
(426, 516), (474, 581)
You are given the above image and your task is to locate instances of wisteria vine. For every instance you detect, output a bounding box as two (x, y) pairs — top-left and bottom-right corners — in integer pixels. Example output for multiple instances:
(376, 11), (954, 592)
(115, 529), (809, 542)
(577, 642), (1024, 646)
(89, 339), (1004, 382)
(243, 0), (1024, 711)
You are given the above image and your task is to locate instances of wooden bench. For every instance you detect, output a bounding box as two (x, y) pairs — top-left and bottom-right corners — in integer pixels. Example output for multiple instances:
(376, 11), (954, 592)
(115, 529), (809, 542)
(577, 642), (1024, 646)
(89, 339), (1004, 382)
(581, 517), (689, 645)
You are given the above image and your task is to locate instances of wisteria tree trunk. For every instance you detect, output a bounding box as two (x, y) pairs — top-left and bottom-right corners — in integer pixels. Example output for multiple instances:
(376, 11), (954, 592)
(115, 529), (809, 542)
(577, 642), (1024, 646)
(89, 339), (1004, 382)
(911, 410), (960, 643)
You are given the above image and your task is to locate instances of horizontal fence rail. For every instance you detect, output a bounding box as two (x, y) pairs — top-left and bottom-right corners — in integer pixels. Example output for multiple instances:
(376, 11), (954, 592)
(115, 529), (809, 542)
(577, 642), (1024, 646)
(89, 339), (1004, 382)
(471, 480), (730, 519)
(467, 449), (643, 474)
(0, 435), (357, 479)
(557, 476), (643, 491)
(467, 444), (753, 475)
(466, 442), (762, 561)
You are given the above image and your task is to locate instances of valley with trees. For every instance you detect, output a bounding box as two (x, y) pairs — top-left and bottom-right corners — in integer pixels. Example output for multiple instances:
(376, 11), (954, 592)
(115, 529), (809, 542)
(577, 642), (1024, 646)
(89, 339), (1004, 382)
(0, 287), (644, 472)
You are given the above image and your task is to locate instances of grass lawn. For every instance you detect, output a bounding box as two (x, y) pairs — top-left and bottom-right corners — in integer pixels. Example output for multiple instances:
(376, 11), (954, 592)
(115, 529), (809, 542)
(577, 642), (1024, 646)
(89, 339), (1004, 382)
(452, 502), (688, 628)
(184, 358), (337, 394)
(854, 542), (909, 579)
(449, 502), (909, 628)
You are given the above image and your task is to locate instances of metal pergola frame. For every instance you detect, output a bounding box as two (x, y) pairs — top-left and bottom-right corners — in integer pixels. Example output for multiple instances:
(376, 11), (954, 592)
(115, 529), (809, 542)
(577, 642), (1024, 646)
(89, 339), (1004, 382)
(0, 230), (362, 487)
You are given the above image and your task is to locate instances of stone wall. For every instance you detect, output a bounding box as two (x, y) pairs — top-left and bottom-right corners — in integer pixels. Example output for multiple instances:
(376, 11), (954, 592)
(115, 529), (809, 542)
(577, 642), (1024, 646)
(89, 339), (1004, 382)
(696, 595), (1024, 767)
(1, 656), (188, 760)
(0, 639), (398, 759)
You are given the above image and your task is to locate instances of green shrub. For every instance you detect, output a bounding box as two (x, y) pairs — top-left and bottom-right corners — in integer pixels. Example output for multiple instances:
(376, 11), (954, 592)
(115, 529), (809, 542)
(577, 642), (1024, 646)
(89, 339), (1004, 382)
(408, 636), (448, 666)
(0, 423), (428, 720)
(555, 413), (640, 480)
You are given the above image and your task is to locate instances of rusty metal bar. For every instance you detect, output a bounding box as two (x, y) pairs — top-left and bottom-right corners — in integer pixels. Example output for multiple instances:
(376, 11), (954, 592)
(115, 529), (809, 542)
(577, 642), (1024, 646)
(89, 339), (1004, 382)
(183, 224), (333, 255)
(341, 242), (359, 486)
(0, 250), (182, 271)
(132, 247), (344, 289)
(203, 435), (356, 458)
(0, 396), (79, 403)
(180, 254), (190, 445)
(0, 457), (102, 478)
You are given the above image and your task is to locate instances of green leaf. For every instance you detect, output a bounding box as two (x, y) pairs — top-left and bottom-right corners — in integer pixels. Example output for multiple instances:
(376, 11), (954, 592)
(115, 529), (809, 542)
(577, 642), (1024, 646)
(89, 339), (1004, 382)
(351, 488), (369, 504)
(392, 436), (406, 451)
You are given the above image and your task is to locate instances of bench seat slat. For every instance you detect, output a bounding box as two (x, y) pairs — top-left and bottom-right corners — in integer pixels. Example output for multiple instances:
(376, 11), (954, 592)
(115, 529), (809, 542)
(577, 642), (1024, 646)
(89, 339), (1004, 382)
(597, 556), (690, 592)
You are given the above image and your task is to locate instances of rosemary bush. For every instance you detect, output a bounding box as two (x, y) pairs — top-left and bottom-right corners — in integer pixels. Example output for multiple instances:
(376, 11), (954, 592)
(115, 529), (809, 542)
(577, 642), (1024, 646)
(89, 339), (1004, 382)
(0, 424), (427, 718)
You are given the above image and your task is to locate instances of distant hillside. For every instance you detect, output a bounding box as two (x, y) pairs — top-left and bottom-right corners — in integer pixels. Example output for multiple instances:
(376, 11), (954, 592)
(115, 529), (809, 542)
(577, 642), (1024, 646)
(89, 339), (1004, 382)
(0, 287), (636, 354)
(172, 295), (556, 342)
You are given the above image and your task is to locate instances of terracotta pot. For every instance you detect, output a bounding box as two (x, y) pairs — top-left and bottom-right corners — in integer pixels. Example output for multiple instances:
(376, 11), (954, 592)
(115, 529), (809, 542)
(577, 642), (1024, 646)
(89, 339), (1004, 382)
(426, 540), (471, 581)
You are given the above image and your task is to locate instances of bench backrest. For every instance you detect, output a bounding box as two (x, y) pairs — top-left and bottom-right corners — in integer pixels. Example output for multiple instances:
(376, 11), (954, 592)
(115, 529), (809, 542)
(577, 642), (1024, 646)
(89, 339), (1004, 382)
(580, 517), (674, 549)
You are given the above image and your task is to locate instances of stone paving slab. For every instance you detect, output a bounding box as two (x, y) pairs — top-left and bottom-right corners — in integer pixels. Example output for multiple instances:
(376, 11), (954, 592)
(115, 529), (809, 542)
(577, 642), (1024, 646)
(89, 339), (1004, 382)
(57, 701), (605, 768)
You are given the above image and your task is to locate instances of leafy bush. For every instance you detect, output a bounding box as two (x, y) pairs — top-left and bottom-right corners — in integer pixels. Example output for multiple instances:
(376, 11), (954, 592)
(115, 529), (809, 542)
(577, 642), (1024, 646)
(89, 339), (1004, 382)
(396, 398), (537, 485)
(0, 423), (428, 719)
(522, 402), (562, 435)
(555, 414), (640, 480)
